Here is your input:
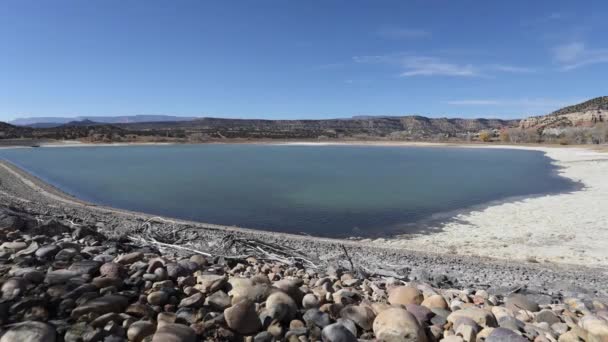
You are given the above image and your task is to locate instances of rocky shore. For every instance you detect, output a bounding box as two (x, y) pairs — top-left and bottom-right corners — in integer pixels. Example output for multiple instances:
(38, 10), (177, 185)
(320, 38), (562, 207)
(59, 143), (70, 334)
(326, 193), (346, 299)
(2, 206), (608, 342)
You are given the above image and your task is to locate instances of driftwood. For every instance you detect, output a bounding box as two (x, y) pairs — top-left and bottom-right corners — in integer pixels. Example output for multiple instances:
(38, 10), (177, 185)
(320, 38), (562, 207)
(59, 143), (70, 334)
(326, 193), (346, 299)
(220, 235), (320, 269)
(128, 220), (321, 269)
(128, 236), (213, 257)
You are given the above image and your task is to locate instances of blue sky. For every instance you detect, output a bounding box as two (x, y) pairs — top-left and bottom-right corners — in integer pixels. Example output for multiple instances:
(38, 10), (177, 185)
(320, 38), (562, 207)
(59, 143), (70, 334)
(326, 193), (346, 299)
(1, 0), (607, 121)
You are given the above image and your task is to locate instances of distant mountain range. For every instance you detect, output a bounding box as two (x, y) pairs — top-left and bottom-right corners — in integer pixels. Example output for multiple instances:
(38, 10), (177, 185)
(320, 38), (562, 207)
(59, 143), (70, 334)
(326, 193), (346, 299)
(2, 97), (606, 143)
(10, 115), (199, 127)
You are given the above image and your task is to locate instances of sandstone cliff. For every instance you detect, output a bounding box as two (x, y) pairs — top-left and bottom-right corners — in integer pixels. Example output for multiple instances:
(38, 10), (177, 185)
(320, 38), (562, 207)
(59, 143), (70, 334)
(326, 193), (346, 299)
(520, 96), (608, 131)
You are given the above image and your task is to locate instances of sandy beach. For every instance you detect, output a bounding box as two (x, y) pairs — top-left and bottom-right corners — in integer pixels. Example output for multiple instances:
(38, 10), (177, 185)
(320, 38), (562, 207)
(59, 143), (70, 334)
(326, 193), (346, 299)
(373, 145), (608, 267)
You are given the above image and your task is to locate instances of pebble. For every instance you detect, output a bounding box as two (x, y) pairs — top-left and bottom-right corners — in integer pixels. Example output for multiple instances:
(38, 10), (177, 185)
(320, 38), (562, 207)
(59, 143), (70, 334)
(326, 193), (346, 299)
(35, 244), (59, 258)
(507, 294), (540, 313)
(127, 321), (156, 342)
(322, 323), (358, 342)
(224, 300), (262, 334)
(448, 307), (498, 328)
(486, 327), (528, 342)
(152, 323), (196, 342)
(388, 286), (424, 306)
(148, 290), (170, 306)
(0, 206), (603, 342)
(266, 291), (298, 322)
(0, 321), (56, 342)
(422, 294), (449, 310)
(303, 293), (320, 309)
(115, 251), (144, 265)
(536, 309), (561, 325)
(340, 305), (375, 330)
(373, 307), (427, 342)
(71, 295), (129, 318)
(1, 278), (26, 299)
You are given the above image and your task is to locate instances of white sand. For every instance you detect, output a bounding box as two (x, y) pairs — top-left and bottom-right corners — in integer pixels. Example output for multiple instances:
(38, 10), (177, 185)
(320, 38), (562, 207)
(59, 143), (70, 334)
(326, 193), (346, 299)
(374, 145), (608, 267)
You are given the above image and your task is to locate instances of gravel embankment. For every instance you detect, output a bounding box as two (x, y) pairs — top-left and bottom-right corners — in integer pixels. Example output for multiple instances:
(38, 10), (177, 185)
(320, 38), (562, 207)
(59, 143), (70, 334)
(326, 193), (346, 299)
(1, 203), (608, 341)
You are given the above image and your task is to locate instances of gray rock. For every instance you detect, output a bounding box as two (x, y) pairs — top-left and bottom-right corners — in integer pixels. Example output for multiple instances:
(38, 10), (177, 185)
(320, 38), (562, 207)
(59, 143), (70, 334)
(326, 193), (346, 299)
(340, 305), (375, 330)
(9, 268), (43, 284)
(453, 317), (481, 334)
(115, 252), (144, 265)
(1, 241), (28, 251)
(0, 321), (56, 342)
(93, 254), (115, 263)
(336, 318), (358, 337)
(551, 322), (569, 335)
(1, 278), (26, 299)
(178, 293), (204, 308)
(63, 322), (87, 342)
(447, 307), (498, 328)
(486, 327), (527, 342)
(126, 303), (156, 318)
(63, 283), (98, 300)
(304, 309), (331, 328)
(127, 321), (156, 342)
(100, 262), (125, 278)
(224, 300), (262, 335)
(152, 323), (196, 342)
(205, 290), (231, 311)
(535, 309), (561, 325)
(506, 294), (540, 312)
(195, 274), (227, 293)
(254, 331), (273, 342)
(405, 304), (434, 325)
(54, 248), (78, 261)
(373, 307), (427, 342)
(166, 263), (187, 279)
(266, 291), (298, 322)
(147, 291), (169, 306)
(15, 241), (38, 256)
(321, 323), (358, 342)
(71, 295), (129, 318)
(303, 293), (320, 309)
(45, 270), (81, 285)
(69, 260), (102, 275)
(498, 316), (525, 331)
(175, 308), (197, 324)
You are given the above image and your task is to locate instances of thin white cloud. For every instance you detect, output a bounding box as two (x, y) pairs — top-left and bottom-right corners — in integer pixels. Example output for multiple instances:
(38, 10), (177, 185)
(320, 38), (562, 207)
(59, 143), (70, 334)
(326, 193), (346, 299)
(553, 42), (608, 70)
(353, 54), (534, 77)
(447, 100), (501, 105)
(377, 28), (430, 39)
(399, 56), (477, 77)
(521, 12), (565, 27)
(488, 64), (537, 73)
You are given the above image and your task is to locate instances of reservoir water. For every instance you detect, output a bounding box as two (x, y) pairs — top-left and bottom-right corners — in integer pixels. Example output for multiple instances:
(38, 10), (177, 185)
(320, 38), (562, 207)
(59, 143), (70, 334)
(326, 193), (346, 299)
(0, 144), (576, 237)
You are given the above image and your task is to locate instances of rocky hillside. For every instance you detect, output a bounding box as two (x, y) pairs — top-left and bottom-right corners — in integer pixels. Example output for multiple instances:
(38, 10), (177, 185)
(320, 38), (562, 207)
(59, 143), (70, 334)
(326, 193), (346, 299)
(0, 122), (32, 139)
(520, 96), (608, 131)
(1, 116), (518, 142)
(119, 116), (518, 140)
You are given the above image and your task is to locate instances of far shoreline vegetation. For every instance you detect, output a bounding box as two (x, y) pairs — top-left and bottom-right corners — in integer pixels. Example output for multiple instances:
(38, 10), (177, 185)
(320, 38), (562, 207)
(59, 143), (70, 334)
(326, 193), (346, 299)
(1, 96), (607, 147)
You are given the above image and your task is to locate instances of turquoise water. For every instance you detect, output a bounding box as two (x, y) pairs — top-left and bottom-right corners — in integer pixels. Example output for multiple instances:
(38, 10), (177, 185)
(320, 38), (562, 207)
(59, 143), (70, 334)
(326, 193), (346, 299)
(0, 145), (576, 237)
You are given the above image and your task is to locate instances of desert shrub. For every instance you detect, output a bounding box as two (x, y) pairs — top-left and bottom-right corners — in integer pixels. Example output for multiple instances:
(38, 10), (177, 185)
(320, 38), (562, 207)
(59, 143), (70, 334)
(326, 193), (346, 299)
(478, 130), (492, 142)
(499, 130), (510, 142)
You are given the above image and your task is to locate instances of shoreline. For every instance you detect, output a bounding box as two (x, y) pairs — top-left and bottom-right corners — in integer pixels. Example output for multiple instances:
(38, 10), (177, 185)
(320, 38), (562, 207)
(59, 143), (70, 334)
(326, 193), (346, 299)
(2, 146), (608, 297)
(1, 141), (607, 267)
